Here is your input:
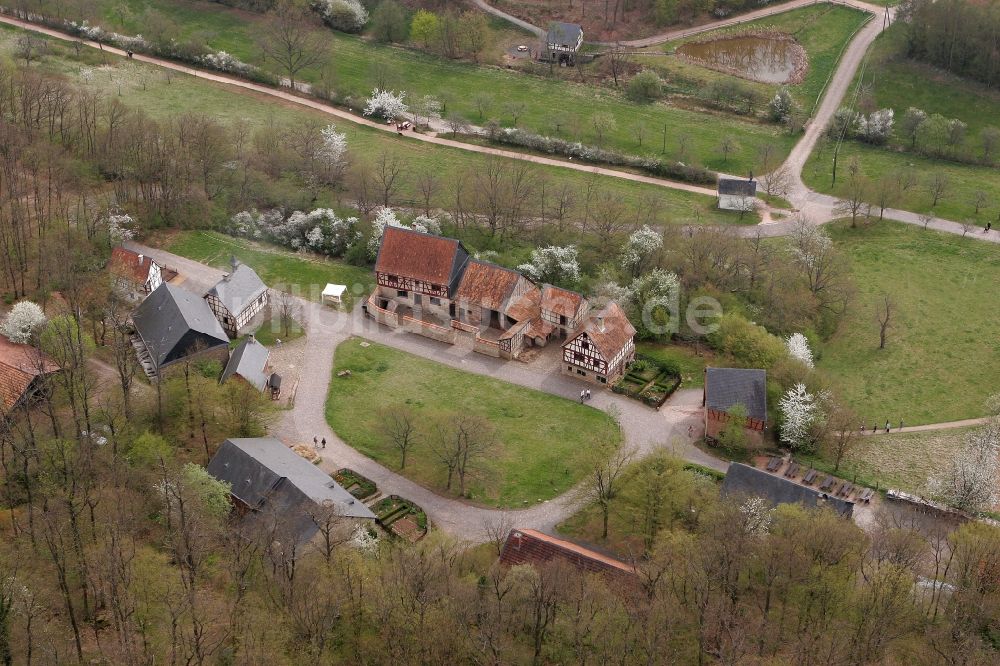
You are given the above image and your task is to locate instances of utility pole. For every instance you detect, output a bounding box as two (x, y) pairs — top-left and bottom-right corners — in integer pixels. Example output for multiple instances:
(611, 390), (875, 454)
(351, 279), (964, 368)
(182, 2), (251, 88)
(662, 123), (667, 154)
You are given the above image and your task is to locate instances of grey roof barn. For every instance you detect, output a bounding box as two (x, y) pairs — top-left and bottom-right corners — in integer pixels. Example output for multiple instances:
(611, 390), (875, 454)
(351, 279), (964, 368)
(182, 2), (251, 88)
(207, 437), (376, 544)
(206, 261), (267, 316)
(547, 22), (583, 49)
(718, 177), (757, 197)
(722, 463), (854, 518)
(221, 336), (270, 390)
(131, 283), (229, 373)
(704, 368), (767, 422)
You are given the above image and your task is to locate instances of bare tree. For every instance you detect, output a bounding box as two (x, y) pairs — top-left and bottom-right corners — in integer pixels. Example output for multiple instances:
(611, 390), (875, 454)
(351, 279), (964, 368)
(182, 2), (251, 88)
(876, 293), (894, 350)
(926, 172), (950, 207)
(821, 401), (859, 472)
(481, 513), (514, 557)
(261, 0), (329, 92)
(579, 414), (631, 540)
(919, 211), (935, 230)
(502, 101), (526, 127)
(378, 404), (419, 469)
(606, 42), (628, 87)
(445, 113), (470, 137)
(415, 171), (440, 217)
(718, 136), (738, 165)
(273, 290), (300, 338)
(960, 220), (975, 237)
(430, 412), (495, 496)
(472, 92), (494, 120)
(760, 163), (791, 199)
(972, 190), (989, 216)
(373, 150), (405, 207)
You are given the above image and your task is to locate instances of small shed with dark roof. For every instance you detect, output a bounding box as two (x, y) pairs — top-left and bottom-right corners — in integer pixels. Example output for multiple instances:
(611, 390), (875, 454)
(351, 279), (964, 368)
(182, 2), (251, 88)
(221, 336), (270, 391)
(206, 437), (376, 544)
(131, 283), (229, 377)
(718, 177), (757, 211)
(722, 463), (854, 518)
(704, 367), (768, 444)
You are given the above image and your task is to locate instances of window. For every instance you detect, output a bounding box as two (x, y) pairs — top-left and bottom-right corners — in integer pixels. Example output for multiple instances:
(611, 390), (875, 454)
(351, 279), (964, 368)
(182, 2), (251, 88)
(430, 297), (442, 306)
(574, 352), (585, 362)
(581, 341), (589, 350)
(577, 369), (586, 376)
(397, 290), (408, 297)
(598, 376), (607, 384)
(567, 365), (573, 371)
(560, 315), (567, 325)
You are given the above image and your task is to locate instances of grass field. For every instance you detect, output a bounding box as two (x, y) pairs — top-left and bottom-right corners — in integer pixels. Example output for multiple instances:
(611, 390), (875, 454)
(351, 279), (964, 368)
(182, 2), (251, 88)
(78, 0), (800, 173)
(1, 27), (743, 227)
(658, 4), (871, 112)
(805, 24), (1000, 221)
(636, 341), (710, 388)
(325, 339), (620, 507)
(166, 231), (372, 305)
(818, 221), (1000, 425)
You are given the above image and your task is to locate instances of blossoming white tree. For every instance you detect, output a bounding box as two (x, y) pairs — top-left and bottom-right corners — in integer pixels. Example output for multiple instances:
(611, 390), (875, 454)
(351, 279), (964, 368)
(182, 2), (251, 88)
(856, 108), (895, 145)
(314, 0), (368, 32)
(779, 382), (819, 451)
(620, 225), (663, 276)
(363, 89), (408, 120)
(0, 301), (47, 344)
(927, 419), (999, 512)
(786, 333), (814, 368)
(739, 497), (774, 537)
(629, 269), (680, 337)
(517, 245), (580, 285)
(411, 214), (442, 236)
(106, 212), (137, 244)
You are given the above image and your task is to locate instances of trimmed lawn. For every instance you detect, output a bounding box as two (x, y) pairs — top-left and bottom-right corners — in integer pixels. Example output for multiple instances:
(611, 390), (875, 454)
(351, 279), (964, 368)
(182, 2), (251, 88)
(659, 4), (871, 112)
(79, 0), (794, 173)
(805, 24), (1000, 221)
(166, 231), (372, 305)
(8, 28), (738, 227)
(818, 221), (1000, 425)
(325, 339), (620, 507)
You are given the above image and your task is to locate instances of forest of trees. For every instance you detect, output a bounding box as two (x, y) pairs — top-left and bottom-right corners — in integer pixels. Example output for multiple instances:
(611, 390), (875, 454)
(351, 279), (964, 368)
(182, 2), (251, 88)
(901, 0), (1000, 88)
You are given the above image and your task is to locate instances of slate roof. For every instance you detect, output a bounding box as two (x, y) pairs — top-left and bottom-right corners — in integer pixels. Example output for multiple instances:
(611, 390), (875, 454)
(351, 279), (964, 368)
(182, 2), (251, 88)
(721, 463), (854, 517)
(718, 178), (757, 197)
(455, 260), (523, 311)
(547, 22), (583, 48)
(374, 226), (469, 288)
(207, 437), (376, 544)
(704, 368), (767, 422)
(0, 335), (60, 411)
(110, 246), (157, 285)
(206, 262), (267, 316)
(500, 529), (635, 577)
(132, 283), (229, 370)
(541, 285), (586, 319)
(221, 337), (270, 391)
(566, 302), (635, 362)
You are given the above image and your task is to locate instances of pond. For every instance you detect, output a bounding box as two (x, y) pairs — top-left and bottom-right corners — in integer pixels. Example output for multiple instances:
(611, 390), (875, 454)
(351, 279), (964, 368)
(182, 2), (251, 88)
(677, 36), (798, 84)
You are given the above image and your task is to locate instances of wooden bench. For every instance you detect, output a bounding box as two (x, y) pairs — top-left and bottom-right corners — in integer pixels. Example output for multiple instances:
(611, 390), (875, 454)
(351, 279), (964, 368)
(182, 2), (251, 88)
(837, 482), (854, 498)
(802, 469), (818, 485)
(766, 456), (782, 472)
(859, 488), (874, 503)
(784, 463), (800, 479)
(819, 476), (835, 492)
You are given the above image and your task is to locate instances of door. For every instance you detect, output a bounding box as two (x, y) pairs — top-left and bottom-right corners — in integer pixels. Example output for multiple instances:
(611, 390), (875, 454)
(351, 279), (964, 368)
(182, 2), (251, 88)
(414, 293), (422, 306)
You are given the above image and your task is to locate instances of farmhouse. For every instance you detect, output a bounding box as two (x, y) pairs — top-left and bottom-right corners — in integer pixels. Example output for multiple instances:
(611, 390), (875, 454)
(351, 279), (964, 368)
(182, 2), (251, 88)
(562, 302), (636, 385)
(0, 334), (60, 414)
(545, 22), (584, 65)
(366, 227), (635, 370)
(109, 247), (163, 300)
(703, 368), (767, 445)
(717, 177), (757, 211)
(204, 258), (269, 337)
(206, 437), (376, 545)
(499, 528), (635, 579)
(131, 283), (230, 379)
(221, 336), (270, 391)
(722, 463), (854, 518)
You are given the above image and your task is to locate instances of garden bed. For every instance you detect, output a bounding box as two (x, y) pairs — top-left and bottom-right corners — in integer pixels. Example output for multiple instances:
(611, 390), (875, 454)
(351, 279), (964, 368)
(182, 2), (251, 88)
(333, 468), (377, 500)
(612, 355), (682, 409)
(372, 495), (428, 542)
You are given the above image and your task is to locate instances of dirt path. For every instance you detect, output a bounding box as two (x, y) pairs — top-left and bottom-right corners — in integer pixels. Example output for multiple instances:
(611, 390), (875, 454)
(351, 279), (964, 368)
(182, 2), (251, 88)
(859, 418), (990, 436)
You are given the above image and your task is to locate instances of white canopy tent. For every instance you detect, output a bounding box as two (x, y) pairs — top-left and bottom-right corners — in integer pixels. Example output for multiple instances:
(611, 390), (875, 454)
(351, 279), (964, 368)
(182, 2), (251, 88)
(322, 283), (347, 305)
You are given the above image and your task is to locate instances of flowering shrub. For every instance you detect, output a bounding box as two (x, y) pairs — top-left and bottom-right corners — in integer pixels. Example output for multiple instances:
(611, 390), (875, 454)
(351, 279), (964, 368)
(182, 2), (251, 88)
(198, 51), (260, 78)
(229, 208), (360, 257)
(363, 89), (408, 120)
(105, 212), (137, 243)
(785, 333), (814, 369)
(0, 301), (47, 344)
(517, 246), (580, 285)
(312, 0), (368, 33)
(778, 383), (820, 452)
(855, 108), (894, 145)
(620, 225), (663, 274)
(492, 128), (715, 185)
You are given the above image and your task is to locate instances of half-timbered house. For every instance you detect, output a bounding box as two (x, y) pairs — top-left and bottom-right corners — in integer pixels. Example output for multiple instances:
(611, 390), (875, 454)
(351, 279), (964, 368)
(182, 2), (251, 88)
(0, 334), (60, 416)
(370, 225), (470, 323)
(562, 302), (636, 385)
(545, 22), (584, 65)
(204, 258), (269, 338)
(109, 247), (163, 300)
(541, 285), (590, 339)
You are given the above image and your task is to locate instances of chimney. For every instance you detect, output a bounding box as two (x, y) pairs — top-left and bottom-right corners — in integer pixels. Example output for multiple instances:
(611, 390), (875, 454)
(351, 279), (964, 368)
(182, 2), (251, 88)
(248, 333), (256, 344)
(137, 253), (144, 264)
(230, 255), (240, 272)
(596, 315), (605, 333)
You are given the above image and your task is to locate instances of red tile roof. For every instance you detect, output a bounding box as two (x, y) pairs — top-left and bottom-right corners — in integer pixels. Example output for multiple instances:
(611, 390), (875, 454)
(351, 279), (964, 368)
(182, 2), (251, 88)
(0, 335), (59, 411)
(455, 260), (522, 311)
(499, 529), (635, 577)
(541, 285), (586, 318)
(374, 226), (466, 286)
(505, 288), (541, 324)
(110, 247), (156, 286)
(567, 302), (635, 362)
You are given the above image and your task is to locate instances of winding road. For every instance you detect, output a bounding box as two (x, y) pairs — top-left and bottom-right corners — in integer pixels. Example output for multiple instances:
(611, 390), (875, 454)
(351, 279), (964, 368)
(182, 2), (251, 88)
(2, 4), (998, 245)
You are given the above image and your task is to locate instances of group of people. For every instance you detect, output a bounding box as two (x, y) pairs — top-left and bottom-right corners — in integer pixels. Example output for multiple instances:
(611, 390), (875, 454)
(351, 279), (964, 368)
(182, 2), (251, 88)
(313, 436), (327, 449)
(861, 420), (903, 435)
(579, 389), (592, 403)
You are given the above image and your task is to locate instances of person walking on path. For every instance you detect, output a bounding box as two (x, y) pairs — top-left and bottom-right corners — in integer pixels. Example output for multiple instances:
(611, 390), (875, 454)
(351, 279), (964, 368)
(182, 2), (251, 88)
(585, 389), (592, 401)
(580, 390), (585, 403)
(860, 423), (866, 434)
(313, 436), (318, 448)
(872, 420), (878, 433)
(985, 222), (992, 233)
(899, 419), (903, 431)
(885, 420), (891, 433)
(321, 437), (326, 449)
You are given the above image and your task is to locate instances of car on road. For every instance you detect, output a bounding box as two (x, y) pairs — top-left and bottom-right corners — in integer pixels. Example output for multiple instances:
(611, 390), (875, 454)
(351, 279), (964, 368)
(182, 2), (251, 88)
(516, 45), (528, 52)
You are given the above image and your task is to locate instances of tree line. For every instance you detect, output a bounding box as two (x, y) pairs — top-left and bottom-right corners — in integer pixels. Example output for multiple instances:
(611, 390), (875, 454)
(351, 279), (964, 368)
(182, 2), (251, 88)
(901, 0), (1000, 88)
